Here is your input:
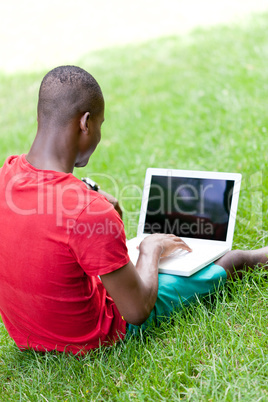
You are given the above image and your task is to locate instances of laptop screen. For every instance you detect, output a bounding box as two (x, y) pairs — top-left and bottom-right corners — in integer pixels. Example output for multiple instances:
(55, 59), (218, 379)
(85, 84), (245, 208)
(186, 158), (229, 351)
(143, 175), (235, 241)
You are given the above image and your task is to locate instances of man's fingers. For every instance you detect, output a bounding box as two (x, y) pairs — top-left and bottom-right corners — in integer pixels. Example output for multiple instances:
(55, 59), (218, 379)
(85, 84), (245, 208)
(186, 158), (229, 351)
(160, 240), (192, 258)
(175, 242), (192, 253)
(157, 234), (192, 252)
(139, 233), (192, 254)
(171, 237), (192, 252)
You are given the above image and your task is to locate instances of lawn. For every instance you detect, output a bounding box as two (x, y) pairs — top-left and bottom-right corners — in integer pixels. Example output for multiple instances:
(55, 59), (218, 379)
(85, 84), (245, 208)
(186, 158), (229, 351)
(0, 11), (268, 401)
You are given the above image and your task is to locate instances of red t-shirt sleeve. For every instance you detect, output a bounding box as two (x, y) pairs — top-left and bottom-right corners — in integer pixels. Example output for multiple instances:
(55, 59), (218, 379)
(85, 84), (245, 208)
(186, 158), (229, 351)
(68, 194), (130, 276)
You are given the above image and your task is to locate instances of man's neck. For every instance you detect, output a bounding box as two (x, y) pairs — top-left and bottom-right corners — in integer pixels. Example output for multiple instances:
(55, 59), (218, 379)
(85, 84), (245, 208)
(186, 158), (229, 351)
(26, 151), (74, 173)
(26, 133), (76, 173)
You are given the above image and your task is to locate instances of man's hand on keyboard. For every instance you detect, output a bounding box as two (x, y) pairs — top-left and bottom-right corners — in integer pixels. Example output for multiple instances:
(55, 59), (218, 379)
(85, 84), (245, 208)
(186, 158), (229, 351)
(139, 233), (192, 258)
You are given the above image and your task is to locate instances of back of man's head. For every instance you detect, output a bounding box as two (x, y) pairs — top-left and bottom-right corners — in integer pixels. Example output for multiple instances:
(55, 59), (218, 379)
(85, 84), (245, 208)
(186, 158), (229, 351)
(37, 66), (103, 127)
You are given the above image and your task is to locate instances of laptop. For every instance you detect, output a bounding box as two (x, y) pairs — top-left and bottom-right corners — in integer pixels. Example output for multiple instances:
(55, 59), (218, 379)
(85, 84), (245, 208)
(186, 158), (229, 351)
(126, 168), (242, 276)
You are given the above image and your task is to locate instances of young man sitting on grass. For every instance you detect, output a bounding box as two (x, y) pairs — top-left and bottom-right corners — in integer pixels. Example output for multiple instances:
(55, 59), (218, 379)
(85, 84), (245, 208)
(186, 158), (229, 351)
(0, 65), (267, 354)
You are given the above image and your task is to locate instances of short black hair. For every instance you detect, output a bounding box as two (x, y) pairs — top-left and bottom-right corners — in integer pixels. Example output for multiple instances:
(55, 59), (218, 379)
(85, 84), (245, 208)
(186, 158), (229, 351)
(38, 66), (104, 126)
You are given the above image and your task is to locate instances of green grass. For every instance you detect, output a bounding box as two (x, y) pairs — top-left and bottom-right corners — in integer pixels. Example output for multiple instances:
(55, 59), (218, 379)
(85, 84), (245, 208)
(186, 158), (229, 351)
(1, 11), (268, 401)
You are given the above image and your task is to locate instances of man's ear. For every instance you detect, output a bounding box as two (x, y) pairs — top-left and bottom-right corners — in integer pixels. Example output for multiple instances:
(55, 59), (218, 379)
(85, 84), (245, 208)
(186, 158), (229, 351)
(80, 112), (90, 134)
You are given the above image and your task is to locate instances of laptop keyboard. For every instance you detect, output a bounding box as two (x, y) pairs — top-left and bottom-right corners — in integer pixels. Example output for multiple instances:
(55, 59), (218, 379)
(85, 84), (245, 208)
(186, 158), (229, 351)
(127, 236), (228, 268)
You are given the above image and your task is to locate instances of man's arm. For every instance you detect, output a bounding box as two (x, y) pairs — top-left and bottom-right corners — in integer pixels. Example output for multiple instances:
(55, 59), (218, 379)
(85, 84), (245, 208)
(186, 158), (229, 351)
(98, 189), (123, 218)
(100, 234), (191, 326)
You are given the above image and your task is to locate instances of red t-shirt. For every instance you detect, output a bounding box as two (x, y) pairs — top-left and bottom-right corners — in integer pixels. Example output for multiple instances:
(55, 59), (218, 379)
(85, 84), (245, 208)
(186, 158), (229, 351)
(0, 154), (130, 353)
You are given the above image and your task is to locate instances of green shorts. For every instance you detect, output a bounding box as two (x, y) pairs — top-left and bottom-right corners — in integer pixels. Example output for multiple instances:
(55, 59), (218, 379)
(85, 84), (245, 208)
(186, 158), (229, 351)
(127, 263), (227, 335)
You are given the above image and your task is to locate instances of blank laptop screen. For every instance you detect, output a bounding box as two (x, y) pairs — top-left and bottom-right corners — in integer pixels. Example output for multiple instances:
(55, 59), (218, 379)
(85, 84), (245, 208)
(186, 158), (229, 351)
(144, 175), (235, 241)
